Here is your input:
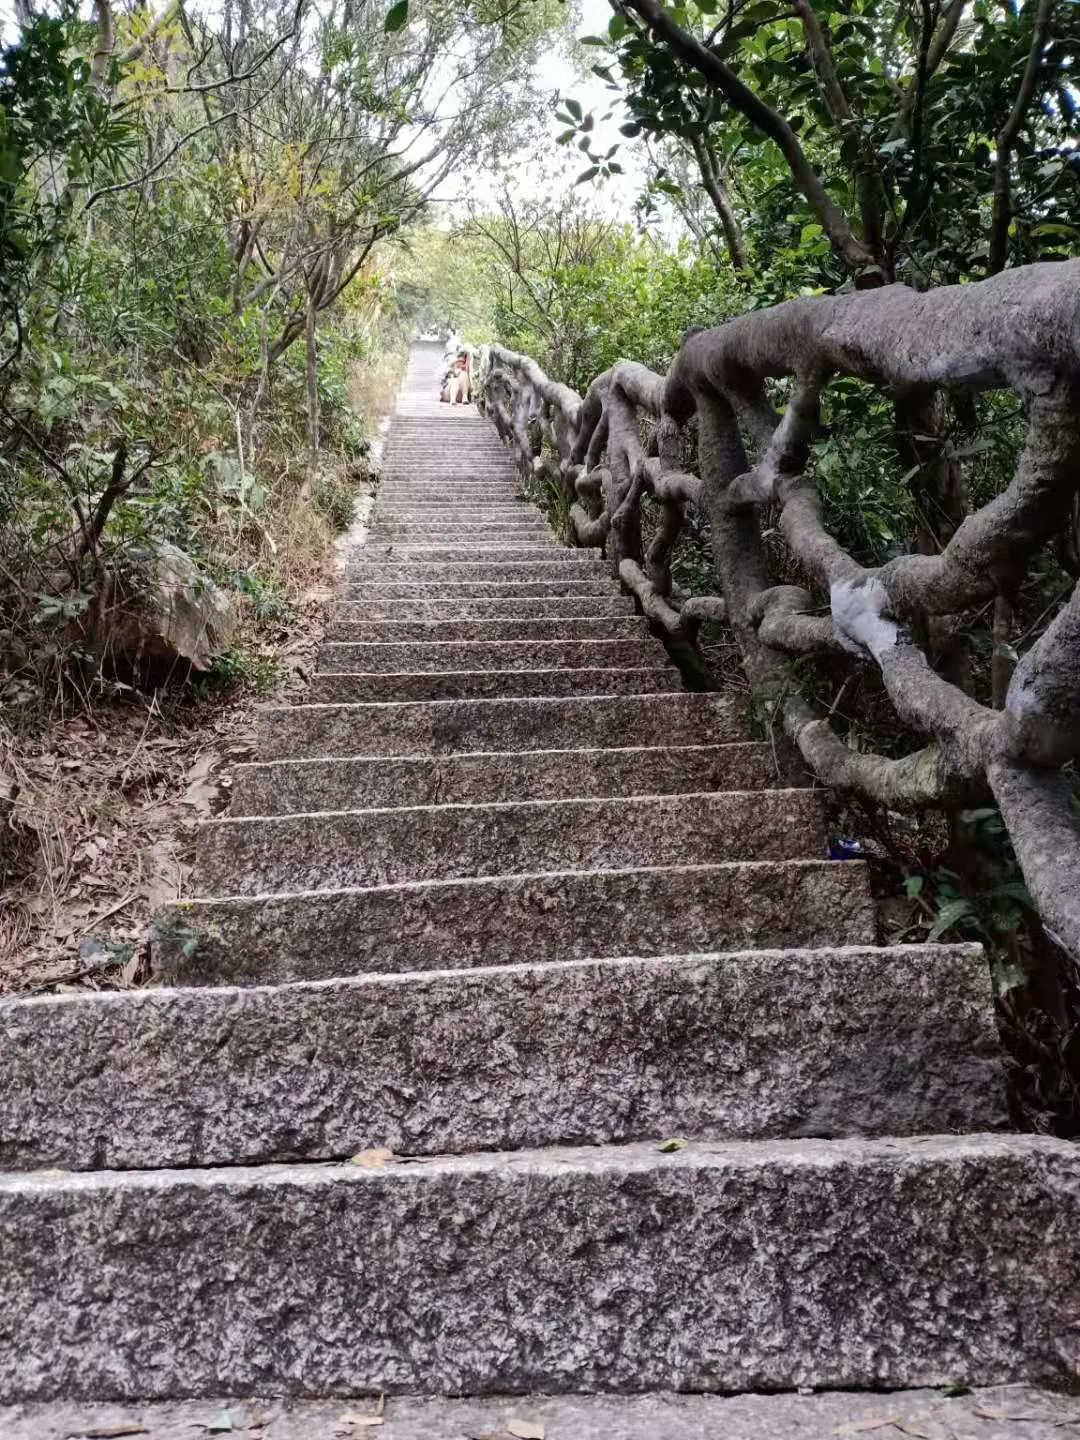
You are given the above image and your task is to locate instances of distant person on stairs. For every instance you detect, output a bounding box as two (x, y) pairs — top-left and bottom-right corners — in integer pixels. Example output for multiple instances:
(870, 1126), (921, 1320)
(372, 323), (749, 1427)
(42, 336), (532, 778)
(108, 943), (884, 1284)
(441, 346), (472, 405)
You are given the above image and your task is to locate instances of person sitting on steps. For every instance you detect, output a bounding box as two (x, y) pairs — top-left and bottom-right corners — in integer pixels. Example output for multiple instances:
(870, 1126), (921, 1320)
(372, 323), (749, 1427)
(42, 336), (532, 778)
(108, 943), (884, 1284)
(441, 347), (472, 405)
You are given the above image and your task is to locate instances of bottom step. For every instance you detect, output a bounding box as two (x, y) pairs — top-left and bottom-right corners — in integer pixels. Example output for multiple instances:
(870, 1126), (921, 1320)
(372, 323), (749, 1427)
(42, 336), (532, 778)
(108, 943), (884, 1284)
(8, 1386), (1080, 1440)
(1, 1134), (1077, 1399)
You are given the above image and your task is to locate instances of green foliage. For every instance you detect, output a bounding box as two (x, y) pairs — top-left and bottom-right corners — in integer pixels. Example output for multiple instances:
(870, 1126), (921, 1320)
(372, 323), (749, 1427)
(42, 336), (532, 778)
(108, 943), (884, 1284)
(465, 196), (743, 392)
(570, 0), (1079, 285)
(900, 807), (1037, 992)
(0, 6), (133, 324)
(0, 0), (566, 708)
(193, 645), (279, 696)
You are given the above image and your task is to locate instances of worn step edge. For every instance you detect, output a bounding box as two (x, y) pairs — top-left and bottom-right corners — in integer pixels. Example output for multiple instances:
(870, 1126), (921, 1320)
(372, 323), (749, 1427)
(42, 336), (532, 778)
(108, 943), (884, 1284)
(0, 944), (1006, 1172)
(371, 511), (544, 520)
(357, 549), (574, 563)
(343, 566), (609, 584)
(366, 532), (556, 543)
(195, 788), (826, 895)
(306, 668), (682, 703)
(325, 614), (643, 639)
(8, 1387), (1080, 1440)
(348, 550), (599, 561)
(369, 517), (551, 526)
(336, 580), (622, 598)
(228, 742), (780, 814)
(2, 1133), (1076, 1400)
(154, 858), (876, 986)
(314, 640), (663, 674)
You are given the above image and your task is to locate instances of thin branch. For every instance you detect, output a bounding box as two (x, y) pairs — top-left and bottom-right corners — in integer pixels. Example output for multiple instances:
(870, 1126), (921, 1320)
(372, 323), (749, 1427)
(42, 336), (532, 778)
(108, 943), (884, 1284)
(988, 0), (1056, 275)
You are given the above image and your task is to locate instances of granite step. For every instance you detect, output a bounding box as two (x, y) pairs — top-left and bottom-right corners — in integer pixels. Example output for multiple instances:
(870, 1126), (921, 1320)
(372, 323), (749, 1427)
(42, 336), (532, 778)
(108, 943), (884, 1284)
(367, 527), (555, 541)
(369, 515), (549, 524)
(315, 640), (663, 674)
(256, 688), (743, 760)
(229, 742), (779, 814)
(376, 485), (519, 497)
(254, 691), (742, 760)
(327, 611), (642, 638)
(2, 1133), (1076, 1401)
(369, 524), (548, 535)
(371, 520), (545, 532)
(338, 578), (620, 598)
(373, 506), (538, 518)
(196, 789), (825, 895)
(0, 945), (1005, 1172)
(357, 547), (571, 562)
(154, 858), (875, 986)
(345, 560), (607, 582)
(356, 538), (589, 550)
(306, 667), (680, 703)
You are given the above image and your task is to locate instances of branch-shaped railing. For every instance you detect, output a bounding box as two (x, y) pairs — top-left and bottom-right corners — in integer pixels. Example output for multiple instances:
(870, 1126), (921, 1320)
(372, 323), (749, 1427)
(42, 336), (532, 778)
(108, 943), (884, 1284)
(480, 261), (1080, 961)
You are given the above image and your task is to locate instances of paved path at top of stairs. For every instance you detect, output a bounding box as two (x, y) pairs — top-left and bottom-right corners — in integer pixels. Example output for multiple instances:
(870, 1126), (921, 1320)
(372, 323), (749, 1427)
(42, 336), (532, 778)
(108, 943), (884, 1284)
(1, 343), (1077, 1414)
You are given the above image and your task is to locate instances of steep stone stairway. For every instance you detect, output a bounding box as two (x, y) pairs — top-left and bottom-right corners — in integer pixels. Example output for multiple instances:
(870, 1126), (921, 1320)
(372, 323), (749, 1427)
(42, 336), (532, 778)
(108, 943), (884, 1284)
(2, 344), (1079, 1435)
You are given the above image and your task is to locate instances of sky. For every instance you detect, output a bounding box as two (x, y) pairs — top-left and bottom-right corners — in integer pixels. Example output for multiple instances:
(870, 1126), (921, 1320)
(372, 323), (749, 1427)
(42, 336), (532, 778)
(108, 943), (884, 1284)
(526, 0), (649, 214)
(433, 0), (651, 220)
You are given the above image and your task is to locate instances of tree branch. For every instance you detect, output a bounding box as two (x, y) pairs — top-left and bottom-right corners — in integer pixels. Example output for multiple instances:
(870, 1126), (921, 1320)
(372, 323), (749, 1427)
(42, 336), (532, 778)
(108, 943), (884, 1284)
(616, 0), (880, 277)
(987, 0), (1056, 275)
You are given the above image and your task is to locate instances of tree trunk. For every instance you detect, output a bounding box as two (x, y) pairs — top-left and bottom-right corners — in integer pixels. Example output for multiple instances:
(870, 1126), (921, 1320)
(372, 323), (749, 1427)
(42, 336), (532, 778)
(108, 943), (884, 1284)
(305, 294), (319, 460)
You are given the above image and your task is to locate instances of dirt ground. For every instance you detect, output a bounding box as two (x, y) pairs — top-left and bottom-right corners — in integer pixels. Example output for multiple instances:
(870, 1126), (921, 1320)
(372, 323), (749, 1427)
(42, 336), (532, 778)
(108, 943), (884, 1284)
(0, 578), (330, 994)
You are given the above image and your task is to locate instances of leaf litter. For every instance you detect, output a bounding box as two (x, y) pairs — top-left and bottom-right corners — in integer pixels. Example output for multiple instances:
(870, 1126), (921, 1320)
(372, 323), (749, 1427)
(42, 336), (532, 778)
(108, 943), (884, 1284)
(1, 694), (254, 992)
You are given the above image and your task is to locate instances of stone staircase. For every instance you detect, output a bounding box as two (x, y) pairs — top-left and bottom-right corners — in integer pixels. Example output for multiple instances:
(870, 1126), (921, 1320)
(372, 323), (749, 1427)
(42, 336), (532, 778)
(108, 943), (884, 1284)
(2, 345), (1079, 1430)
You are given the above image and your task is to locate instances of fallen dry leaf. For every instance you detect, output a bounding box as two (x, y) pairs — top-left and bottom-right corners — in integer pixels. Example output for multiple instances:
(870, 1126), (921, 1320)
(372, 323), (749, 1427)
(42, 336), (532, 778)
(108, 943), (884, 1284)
(70, 1425), (150, 1438)
(832, 1422), (903, 1436)
(348, 1147), (395, 1167)
(507, 1421), (545, 1439)
(337, 1411), (384, 1428)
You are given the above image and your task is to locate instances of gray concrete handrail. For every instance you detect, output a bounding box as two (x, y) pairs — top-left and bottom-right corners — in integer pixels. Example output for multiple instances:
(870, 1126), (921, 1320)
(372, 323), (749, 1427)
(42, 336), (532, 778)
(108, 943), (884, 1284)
(480, 262), (1080, 961)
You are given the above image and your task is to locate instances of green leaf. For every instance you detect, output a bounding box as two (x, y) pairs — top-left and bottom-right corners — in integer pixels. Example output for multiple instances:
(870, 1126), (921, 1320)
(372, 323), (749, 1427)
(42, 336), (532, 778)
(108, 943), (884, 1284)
(619, 121), (642, 137)
(564, 96), (582, 120)
(384, 0), (408, 31)
(904, 874), (924, 900)
(656, 1137), (686, 1153)
(575, 165), (600, 184)
(928, 898), (974, 942)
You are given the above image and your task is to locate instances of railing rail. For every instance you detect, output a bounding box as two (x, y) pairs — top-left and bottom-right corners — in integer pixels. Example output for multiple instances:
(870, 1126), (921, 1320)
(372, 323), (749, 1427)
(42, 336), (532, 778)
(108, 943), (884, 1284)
(480, 262), (1080, 961)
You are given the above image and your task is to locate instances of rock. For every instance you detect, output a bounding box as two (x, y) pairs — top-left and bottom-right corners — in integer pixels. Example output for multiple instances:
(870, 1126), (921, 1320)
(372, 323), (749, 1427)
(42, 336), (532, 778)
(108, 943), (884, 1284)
(99, 542), (236, 678)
